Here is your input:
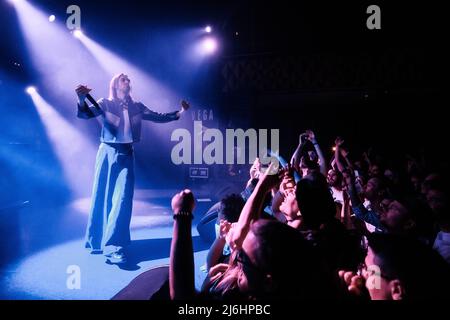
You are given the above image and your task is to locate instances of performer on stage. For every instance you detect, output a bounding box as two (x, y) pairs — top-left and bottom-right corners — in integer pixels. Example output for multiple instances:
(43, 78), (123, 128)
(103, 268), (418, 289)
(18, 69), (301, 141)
(76, 73), (189, 264)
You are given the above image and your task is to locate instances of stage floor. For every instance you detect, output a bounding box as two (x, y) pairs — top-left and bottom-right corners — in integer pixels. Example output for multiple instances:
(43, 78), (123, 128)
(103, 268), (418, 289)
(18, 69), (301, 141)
(0, 190), (213, 299)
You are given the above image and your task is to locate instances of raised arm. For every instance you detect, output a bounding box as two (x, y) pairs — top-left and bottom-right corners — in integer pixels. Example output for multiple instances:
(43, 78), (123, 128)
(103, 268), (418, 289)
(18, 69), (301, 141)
(306, 130), (327, 176)
(271, 165), (295, 223)
(343, 171), (362, 212)
(340, 147), (354, 172)
(336, 140), (363, 213)
(141, 100), (190, 123)
(362, 150), (372, 168)
(290, 133), (308, 172)
(343, 168), (383, 230)
(334, 137), (347, 174)
(206, 220), (231, 271)
(169, 189), (196, 300)
(75, 85), (103, 119)
(231, 163), (283, 250)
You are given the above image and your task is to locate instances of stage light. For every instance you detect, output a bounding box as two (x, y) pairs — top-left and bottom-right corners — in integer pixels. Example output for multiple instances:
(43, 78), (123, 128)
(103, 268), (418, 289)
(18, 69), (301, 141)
(205, 25), (212, 33)
(190, 35), (219, 59)
(202, 37), (217, 54)
(7, 0), (24, 4)
(26, 86), (36, 95)
(12, 0), (105, 109)
(48, 15), (55, 22)
(73, 29), (83, 38)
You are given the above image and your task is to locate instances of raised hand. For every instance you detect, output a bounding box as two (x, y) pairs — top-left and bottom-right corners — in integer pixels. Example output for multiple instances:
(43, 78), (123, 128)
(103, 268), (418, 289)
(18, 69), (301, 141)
(258, 162), (284, 193)
(299, 133), (308, 145)
(279, 164), (295, 195)
(338, 270), (369, 299)
(171, 189), (196, 213)
(181, 100), (190, 111)
(218, 219), (232, 240)
(225, 222), (237, 247)
(249, 157), (261, 180)
(75, 85), (92, 103)
(305, 129), (316, 142)
(208, 263), (229, 283)
(335, 137), (345, 148)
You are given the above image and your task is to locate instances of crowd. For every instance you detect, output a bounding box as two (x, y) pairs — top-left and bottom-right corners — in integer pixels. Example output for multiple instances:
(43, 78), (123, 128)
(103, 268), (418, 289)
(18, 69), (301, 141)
(168, 130), (450, 300)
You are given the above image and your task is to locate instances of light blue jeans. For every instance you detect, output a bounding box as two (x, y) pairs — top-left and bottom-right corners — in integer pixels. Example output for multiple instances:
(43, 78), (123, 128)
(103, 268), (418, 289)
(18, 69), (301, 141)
(85, 142), (134, 255)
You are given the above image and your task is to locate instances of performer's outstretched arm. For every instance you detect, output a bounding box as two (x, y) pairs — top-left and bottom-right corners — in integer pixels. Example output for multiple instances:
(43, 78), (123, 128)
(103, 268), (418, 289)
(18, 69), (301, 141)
(141, 100), (190, 123)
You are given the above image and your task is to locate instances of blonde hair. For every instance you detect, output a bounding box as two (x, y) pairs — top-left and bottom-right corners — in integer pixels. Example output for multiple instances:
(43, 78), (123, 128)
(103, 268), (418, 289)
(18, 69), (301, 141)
(108, 73), (132, 101)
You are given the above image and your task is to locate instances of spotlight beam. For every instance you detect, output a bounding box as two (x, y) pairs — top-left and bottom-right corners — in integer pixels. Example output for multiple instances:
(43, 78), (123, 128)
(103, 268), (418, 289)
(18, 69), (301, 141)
(77, 34), (178, 110)
(11, 0), (107, 108)
(28, 92), (97, 197)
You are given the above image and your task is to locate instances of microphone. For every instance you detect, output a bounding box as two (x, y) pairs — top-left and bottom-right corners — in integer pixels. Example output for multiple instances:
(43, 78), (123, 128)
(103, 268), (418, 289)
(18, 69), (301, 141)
(86, 93), (101, 110)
